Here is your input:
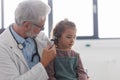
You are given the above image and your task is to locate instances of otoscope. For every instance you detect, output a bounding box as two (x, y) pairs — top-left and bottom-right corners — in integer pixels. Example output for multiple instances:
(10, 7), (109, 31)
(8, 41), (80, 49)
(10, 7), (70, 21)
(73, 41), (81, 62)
(49, 36), (56, 49)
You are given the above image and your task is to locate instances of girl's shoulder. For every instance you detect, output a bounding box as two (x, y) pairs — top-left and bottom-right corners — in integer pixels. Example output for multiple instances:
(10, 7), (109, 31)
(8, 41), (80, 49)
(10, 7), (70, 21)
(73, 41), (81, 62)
(70, 50), (80, 57)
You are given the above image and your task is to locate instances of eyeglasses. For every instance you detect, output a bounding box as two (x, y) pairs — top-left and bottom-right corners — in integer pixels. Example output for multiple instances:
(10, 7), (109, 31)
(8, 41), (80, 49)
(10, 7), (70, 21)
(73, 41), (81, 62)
(33, 23), (44, 31)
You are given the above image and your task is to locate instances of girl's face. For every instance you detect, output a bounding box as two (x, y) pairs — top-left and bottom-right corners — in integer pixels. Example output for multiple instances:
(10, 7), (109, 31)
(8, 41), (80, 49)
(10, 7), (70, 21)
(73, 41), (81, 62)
(58, 27), (76, 50)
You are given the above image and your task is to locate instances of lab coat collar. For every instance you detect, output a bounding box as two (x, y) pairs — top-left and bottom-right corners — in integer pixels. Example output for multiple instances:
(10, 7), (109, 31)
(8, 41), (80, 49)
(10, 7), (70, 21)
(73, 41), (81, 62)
(1, 26), (29, 69)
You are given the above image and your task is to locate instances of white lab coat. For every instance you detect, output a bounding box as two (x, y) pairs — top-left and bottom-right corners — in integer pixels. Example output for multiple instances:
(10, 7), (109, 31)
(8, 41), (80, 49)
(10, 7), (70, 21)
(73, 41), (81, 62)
(0, 27), (49, 80)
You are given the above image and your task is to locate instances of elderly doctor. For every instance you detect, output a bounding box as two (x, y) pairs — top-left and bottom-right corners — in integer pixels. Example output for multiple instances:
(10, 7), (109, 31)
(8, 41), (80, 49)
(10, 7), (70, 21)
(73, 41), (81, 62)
(0, 0), (56, 80)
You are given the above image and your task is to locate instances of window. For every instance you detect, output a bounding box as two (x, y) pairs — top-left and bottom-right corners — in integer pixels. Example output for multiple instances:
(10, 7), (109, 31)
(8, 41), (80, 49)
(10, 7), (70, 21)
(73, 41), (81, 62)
(0, 0), (1, 28)
(52, 0), (93, 37)
(4, 0), (24, 28)
(98, 0), (120, 38)
(3, 0), (120, 38)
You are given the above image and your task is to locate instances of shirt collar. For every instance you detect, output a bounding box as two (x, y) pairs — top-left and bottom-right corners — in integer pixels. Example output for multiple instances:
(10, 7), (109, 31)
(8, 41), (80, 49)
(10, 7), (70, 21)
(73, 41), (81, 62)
(10, 24), (25, 44)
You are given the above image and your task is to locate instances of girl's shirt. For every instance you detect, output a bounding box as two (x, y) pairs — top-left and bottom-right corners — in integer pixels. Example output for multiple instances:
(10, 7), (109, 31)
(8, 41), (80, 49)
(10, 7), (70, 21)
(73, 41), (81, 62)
(46, 49), (88, 80)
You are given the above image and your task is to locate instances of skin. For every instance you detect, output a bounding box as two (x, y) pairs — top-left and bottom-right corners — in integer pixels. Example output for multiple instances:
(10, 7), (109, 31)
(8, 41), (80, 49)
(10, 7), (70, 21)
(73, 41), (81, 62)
(13, 19), (45, 38)
(12, 19), (56, 67)
(57, 27), (76, 50)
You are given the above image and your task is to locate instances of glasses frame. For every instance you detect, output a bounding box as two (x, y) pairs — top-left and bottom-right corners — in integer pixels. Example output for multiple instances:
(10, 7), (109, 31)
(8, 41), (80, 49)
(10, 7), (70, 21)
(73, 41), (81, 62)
(32, 23), (44, 31)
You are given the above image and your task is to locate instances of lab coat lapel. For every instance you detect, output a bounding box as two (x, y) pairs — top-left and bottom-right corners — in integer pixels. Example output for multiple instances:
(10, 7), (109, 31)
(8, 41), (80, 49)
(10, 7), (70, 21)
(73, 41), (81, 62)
(2, 27), (29, 68)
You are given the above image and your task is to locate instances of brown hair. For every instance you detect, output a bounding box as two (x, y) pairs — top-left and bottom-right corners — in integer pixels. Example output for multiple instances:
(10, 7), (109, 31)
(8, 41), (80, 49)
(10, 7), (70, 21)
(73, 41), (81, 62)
(52, 18), (76, 45)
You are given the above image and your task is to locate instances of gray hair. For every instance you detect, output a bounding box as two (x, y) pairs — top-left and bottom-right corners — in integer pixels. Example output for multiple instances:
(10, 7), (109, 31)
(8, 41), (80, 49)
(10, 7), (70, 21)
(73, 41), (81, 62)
(15, 0), (51, 25)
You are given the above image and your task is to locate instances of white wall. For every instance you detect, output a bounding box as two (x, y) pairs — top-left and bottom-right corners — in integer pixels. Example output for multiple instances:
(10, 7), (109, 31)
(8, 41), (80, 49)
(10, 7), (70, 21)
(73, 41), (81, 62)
(73, 39), (120, 80)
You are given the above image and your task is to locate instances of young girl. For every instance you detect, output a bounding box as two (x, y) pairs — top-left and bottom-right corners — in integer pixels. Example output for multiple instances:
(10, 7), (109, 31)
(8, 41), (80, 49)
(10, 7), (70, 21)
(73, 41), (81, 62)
(46, 19), (89, 80)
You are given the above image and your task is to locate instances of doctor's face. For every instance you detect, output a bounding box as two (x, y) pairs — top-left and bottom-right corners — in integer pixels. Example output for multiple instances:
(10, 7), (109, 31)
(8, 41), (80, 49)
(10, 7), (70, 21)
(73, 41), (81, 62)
(25, 19), (45, 38)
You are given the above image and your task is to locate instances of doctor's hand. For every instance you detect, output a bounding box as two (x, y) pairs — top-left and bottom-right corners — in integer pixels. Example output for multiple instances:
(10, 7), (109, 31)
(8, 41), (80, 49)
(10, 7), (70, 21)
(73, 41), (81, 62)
(41, 45), (56, 67)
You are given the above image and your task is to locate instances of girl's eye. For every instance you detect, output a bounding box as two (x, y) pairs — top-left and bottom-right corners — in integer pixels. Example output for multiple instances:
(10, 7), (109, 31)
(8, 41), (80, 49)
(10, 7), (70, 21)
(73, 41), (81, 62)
(66, 36), (72, 39)
(66, 36), (76, 39)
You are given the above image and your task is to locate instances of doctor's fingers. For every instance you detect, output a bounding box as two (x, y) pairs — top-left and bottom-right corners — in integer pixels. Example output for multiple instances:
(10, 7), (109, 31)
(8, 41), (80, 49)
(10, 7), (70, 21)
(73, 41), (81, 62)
(41, 49), (56, 66)
(49, 45), (56, 52)
(42, 47), (56, 59)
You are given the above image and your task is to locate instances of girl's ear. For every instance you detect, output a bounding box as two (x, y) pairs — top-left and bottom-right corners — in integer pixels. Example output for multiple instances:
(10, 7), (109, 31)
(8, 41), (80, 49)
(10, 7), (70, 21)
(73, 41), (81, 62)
(54, 36), (58, 45)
